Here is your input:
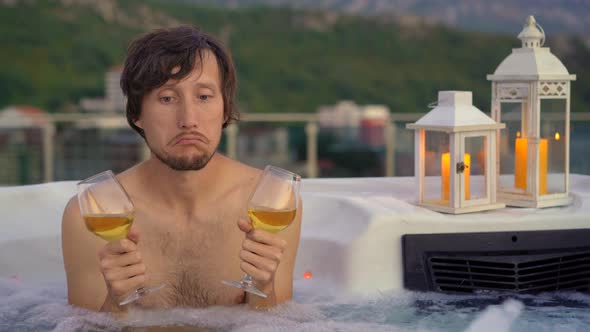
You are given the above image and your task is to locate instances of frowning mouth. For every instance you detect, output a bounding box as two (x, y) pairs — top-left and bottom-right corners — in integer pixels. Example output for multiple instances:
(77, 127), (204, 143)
(170, 132), (209, 146)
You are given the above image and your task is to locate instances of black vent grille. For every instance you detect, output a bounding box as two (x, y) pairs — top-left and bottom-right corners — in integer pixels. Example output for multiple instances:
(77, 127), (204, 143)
(429, 251), (590, 293)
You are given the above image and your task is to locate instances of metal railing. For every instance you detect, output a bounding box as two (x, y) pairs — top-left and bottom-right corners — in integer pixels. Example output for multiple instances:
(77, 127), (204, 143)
(1, 112), (589, 185)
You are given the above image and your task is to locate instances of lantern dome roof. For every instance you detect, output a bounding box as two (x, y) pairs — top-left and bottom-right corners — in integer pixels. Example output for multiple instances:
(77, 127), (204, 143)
(487, 16), (576, 81)
(407, 91), (504, 132)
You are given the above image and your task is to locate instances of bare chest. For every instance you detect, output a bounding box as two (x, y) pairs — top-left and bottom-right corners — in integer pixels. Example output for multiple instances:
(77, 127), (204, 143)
(132, 205), (247, 308)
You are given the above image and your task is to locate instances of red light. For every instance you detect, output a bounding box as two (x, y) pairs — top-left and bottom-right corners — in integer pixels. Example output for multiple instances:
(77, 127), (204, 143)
(303, 271), (312, 279)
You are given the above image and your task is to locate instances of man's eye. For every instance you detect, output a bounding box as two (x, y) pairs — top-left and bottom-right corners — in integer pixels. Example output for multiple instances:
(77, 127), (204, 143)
(160, 96), (174, 103)
(199, 95), (210, 101)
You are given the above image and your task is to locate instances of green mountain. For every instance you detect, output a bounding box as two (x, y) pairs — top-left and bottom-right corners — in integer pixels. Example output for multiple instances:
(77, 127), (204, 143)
(176, 0), (590, 37)
(0, 0), (588, 114)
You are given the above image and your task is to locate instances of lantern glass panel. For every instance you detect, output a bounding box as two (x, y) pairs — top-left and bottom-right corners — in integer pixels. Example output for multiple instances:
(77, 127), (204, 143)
(499, 101), (525, 193)
(464, 135), (487, 201)
(424, 131), (450, 206)
(540, 98), (566, 194)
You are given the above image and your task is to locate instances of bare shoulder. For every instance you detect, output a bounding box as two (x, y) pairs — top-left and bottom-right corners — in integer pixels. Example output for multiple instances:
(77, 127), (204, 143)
(61, 195), (102, 258)
(224, 155), (262, 177)
(62, 194), (106, 309)
(61, 195), (82, 235)
(114, 163), (143, 190)
(61, 195), (93, 264)
(220, 155), (263, 189)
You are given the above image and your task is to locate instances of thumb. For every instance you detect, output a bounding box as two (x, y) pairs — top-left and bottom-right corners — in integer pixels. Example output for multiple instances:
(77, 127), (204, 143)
(127, 227), (140, 244)
(237, 217), (253, 233)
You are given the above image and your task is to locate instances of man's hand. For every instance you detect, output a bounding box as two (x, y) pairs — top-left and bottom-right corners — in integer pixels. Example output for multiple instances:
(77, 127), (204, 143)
(97, 228), (146, 310)
(237, 218), (288, 293)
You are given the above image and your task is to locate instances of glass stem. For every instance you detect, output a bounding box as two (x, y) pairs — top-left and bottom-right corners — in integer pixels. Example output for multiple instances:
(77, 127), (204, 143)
(242, 274), (254, 286)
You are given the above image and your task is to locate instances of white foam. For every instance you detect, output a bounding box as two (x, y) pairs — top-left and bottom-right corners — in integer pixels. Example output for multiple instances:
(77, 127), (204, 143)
(2, 278), (590, 331)
(464, 299), (524, 332)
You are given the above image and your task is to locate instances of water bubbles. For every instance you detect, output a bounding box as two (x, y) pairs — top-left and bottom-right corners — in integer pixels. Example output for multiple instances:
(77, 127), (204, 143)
(1, 278), (590, 331)
(464, 299), (524, 332)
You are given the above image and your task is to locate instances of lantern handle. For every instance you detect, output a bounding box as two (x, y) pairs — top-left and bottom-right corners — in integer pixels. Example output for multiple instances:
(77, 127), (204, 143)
(536, 21), (545, 47)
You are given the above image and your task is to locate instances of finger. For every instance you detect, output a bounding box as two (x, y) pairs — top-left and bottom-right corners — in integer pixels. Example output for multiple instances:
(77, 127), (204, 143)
(107, 238), (138, 255)
(240, 261), (271, 283)
(240, 250), (278, 273)
(101, 251), (142, 269)
(246, 230), (287, 249)
(127, 228), (140, 244)
(103, 263), (146, 282)
(242, 238), (283, 261)
(110, 274), (146, 298)
(237, 217), (253, 233)
(98, 240), (137, 260)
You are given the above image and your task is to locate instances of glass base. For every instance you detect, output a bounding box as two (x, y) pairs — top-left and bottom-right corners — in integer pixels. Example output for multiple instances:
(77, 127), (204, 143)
(222, 280), (268, 298)
(119, 284), (166, 306)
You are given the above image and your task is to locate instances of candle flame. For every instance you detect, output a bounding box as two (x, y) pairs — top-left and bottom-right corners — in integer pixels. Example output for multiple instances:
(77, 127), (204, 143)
(555, 132), (560, 140)
(516, 131), (521, 138)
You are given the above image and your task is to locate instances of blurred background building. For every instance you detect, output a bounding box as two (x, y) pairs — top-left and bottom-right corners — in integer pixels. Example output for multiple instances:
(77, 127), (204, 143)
(80, 66), (125, 113)
(0, 0), (588, 185)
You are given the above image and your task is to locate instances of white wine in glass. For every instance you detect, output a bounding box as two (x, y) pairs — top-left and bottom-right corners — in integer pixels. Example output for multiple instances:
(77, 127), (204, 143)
(223, 165), (301, 298)
(83, 213), (134, 242)
(77, 170), (164, 306)
(247, 208), (296, 233)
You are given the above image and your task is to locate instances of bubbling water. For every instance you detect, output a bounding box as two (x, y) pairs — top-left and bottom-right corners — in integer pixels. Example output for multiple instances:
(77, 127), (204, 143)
(1, 278), (589, 332)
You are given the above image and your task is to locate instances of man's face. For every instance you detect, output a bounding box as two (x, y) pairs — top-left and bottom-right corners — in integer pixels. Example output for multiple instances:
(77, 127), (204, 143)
(136, 51), (225, 171)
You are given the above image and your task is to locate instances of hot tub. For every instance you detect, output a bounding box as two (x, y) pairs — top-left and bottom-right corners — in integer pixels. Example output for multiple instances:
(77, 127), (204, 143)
(1, 176), (590, 331)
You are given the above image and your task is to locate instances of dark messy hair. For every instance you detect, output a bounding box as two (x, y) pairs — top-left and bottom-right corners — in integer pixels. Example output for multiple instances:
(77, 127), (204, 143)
(120, 25), (238, 138)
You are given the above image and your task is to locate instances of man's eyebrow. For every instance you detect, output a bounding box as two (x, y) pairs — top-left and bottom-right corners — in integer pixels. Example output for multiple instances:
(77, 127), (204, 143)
(160, 82), (178, 89)
(160, 81), (217, 90)
(194, 82), (217, 90)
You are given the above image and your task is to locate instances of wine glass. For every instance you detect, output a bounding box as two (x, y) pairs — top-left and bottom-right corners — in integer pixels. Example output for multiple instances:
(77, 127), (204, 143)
(222, 165), (301, 298)
(77, 170), (164, 306)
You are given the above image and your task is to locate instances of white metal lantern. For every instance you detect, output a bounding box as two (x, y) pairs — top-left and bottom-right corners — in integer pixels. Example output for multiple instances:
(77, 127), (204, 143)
(488, 16), (576, 208)
(407, 91), (505, 214)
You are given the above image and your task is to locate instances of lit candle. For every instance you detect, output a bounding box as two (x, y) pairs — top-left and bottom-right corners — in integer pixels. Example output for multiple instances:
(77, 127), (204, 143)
(441, 153), (450, 201)
(549, 131), (562, 166)
(441, 152), (471, 201)
(515, 137), (527, 190)
(514, 137), (547, 194)
(464, 153), (471, 200)
(540, 139), (547, 194)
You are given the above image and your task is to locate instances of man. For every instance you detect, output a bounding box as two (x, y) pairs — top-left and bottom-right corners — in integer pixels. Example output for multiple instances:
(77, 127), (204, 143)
(61, 25), (302, 313)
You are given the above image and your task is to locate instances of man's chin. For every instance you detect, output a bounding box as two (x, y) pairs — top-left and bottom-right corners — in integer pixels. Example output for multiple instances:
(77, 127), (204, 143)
(155, 152), (214, 171)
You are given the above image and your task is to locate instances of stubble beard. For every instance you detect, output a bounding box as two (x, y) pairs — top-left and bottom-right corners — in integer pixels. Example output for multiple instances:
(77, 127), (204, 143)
(149, 144), (216, 171)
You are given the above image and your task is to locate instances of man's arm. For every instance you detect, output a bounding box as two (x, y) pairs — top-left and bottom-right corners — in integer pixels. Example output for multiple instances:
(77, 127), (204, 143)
(61, 196), (108, 310)
(62, 197), (146, 313)
(241, 199), (303, 308)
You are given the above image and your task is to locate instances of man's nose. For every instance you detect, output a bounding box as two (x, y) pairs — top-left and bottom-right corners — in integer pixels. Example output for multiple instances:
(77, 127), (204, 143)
(177, 98), (200, 129)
